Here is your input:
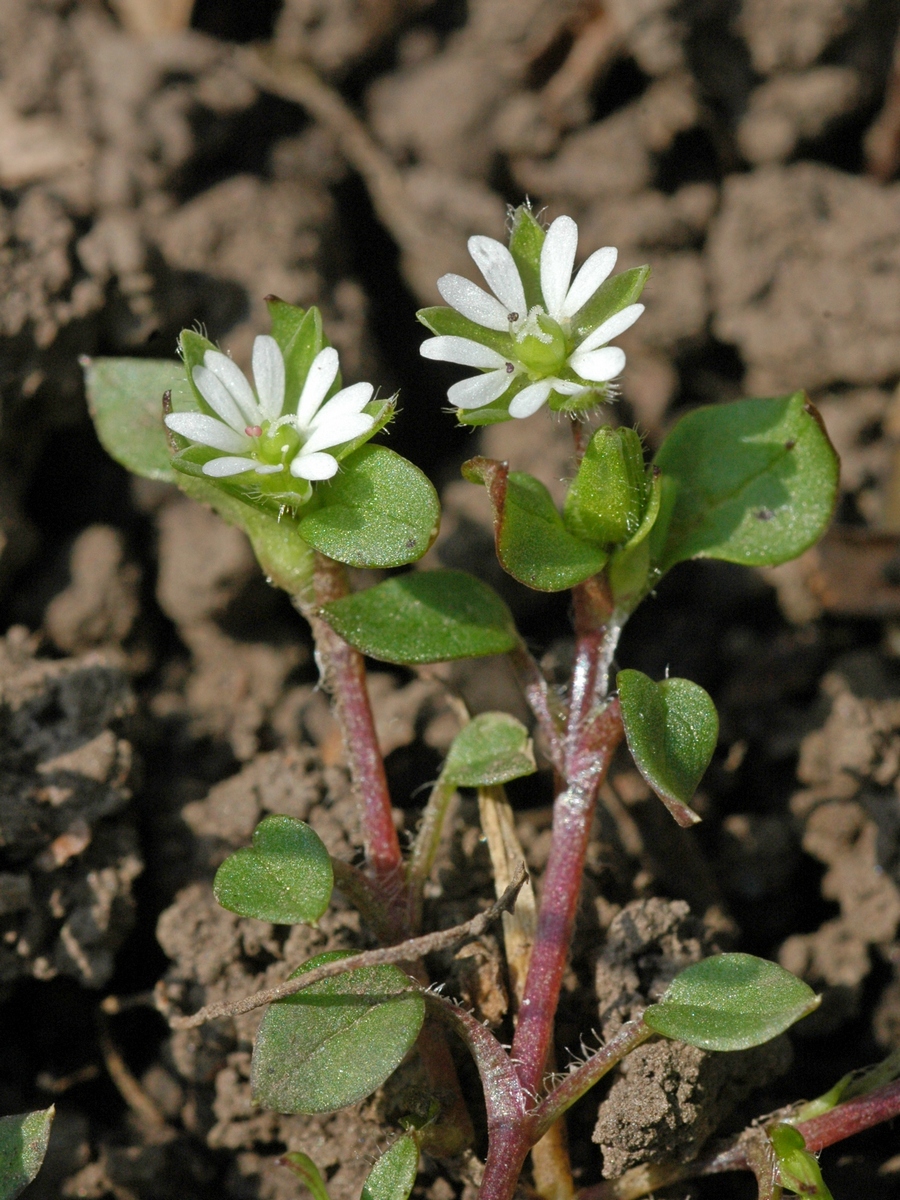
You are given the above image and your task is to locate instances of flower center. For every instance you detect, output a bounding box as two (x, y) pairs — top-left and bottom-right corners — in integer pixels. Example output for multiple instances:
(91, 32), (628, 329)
(514, 309), (567, 375)
(254, 421), (301, 469)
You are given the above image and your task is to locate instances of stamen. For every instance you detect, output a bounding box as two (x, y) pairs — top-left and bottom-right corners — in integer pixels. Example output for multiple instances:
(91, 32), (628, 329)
(508, 311), (520, 322)
(505, 362), (515, 374)
(245, 425), (263, 437)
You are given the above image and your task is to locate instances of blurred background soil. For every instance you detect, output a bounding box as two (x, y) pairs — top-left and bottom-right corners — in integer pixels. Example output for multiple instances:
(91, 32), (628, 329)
(5, 1), (900, 1197)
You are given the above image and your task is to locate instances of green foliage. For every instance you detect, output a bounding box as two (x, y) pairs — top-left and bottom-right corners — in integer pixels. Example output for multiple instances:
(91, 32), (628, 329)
(770, 1124), (834, 1199)
(322, 571), (519, 664)
(361, 1133), (420, 1200)
(441, 713), (536, 787)
(651, 393), (839, 571)
(252, 952), (425, 1113)
(279, 1152), (332, 1200)
(213, 816), (333, 925)
(298, 445), (439, 568)
(617, 670), (718, 827)
(0, 1107), (54, 1200)
(463, 458), (607, 591)
(564, 427), (652, 548)
(84, 357), (182, 482)
(643, 954), (820, 1051)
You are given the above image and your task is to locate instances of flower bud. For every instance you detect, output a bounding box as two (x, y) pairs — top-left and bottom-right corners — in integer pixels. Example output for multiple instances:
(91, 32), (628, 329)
(563, 426), (649, 547)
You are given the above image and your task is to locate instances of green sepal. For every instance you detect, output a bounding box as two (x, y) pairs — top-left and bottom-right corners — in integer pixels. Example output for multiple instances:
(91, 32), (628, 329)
(416, 307), (515, 357)
(361, 1133), (420, 1200)
(251, 952), (425, 1113)
(0, 1107), (54, 1200)
(617, 669), (718, 827)
(441, 712), (536, 787)
(548, 383), (612, 414)
(265, 300), (330, 406)
(508, 205), (546, 310)
(463, 457), (607, 590)
(170, 442), (314, 517)
(178, 328), (219, 406)
(455, 375), (531, 426)
(279, 1153), (332, 1200)
(643, 953), (820, 1051)
(213, 815), (333, 925)
(298, 445), (440, 568)
(650, 393), (840, 571)
(570, 265), (651, 344)
(322, 570), (519, 665)
(563, 427), (650, 547)
(770, 1125), (834, 1199)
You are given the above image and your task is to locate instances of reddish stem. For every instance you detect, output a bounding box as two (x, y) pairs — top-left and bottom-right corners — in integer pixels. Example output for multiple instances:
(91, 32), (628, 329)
(796, 1077), (900, 1152)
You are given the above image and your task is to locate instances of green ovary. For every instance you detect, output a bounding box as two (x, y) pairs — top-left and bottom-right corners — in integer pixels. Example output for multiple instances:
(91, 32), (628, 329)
(515, 313), (567, 375)
(257, 422), (301, 469)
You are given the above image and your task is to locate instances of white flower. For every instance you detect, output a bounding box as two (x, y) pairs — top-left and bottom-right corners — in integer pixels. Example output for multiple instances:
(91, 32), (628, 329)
(165, 336), (375, 484)
(420, 215), (644, 419)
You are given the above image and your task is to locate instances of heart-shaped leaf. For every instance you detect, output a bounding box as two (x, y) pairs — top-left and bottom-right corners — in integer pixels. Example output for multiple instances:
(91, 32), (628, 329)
(0, 1107), (54, 1200)
(84, 357), (185, 482)
(299, 445), (440, 568)
(617, 669), (718, 827)
(643, 953), (820, 1050)
(214, 816), (333, 925)
(362, 1133), (420, 1200)
(252, 952), (425, 1113)
(651, 393), (839, 571)
(442, 713), (536, 787)
(322, 571), (519, 664)
(463, 458), (607, 591)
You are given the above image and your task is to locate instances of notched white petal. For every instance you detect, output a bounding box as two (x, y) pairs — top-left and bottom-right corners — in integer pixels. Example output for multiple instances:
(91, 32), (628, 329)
(540, 216), (578, 319)
(296, 347), (340, 427)
(437, 274), (510, 332)
(420, 336), (508, 369)
(291, 450), (339, 480)
(302, 412), (374, 454)
(468, 236), (526, 316)
(165, 411), (250, 454)
(509, 379), (553, 419)
(570, 345), (626, 382)
(448, 368), (511, 410)
(252, 335), (286, 422)
(314, 381), (374, 420)
(192, 365), (247, 432)
(203, 350), (260, 425)
(202, 456), (258, 477)
(577, 304), (644, 354)
(561, 246), (618, 319)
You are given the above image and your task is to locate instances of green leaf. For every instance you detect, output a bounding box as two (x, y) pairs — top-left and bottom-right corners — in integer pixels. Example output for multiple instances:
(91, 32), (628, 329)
(416, 307), (515, 357)
(299, 445), (440, 568)
(0, 1107), (54, 1200)
(644, 953), (820, 1051)
(361, 1133), (419, 1200)
(509, 206), (545, 310)
(214, 815), (333, 925)
(617, 670), (718, 827)
(570, 265), (651, 344)
(252, 952), (425, 1113)
(770, 1125), (834, 1200)
(266, 300), (327, 406)
(563, 427), (649, 548)
(322, 571), (519, 665)
(84, 357), (187, 482)
(651, 393), (839, 571)
(463, 457), (607, 591)
(442, 713), (536, 787)
(279, 1152), (332, 1200)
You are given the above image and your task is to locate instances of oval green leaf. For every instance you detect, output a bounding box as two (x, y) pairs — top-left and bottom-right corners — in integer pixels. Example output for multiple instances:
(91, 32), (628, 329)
(643, 953), (820, 1051)
(84, 357), (186, 482)
(322, 571), (519, 665)
(463, 458), (607, 591)
(361, 1133), (419, 1200)
(299, 445), (440, 568)
(651, 393), (839, 572)
(617, 669), (718, 827)
(0, 1107), (54, 1200)
(252, 952), (425, 1113)
(214, 815), (333, 925)
(442, 713), (536, 787)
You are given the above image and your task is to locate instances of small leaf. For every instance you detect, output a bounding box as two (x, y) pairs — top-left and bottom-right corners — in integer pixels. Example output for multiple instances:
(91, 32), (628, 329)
(644, 953), (820, 1050)
(299, 445), (440, 568)
(464, 457), (607, 591)
(563, 427), (649, 548)
(570, 265), (650, 344)
(442, 713), (536, 787)
(0, 1106), (54, 1200)
(266, 300), (326, 406)
(322, 571), (519, 665)
(279, 1152), (332, 1200)
(770, 1124), (834, 1200)
(651, 393), (839, 571)
(617, 670), (718, 827)
(85, 357), (186, 482)
(252, 952), (425, 1113)
(417, 307), (515, 358)
(361, 1133), (419, 1200)
(508, 206), (545, 310)
(214, 816), (333, 925)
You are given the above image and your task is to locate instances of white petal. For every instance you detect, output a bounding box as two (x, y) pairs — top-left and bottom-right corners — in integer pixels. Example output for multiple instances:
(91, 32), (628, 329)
(540, 216), (578, 320)
(203, 351), (260, 424)
(302, 412), (374, 454)
(165, 411), (250, 453)
(552, 379), (589, 395)
(192, 365), (247, 432)
(252, 335), (286, 421)
(448, 369), (512, 410)
(420, 336), (508, 369)
(577, 304), (645, 353)
(296, 347), (340, 427)
(437, 274), (511, 331)
(254, 463), (284, 475)
(570, 346), (626, 382)
(467, 236), (526, 316)
(202, 456), (258, 477)
(509, 380), (553, 419)
(561, 246), (618, 319)
(309, 382), (374, 426)
(290, 450), (339, 480)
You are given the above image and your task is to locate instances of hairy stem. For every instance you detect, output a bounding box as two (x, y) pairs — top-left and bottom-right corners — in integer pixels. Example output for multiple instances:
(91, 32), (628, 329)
(405, 778), (456, 929)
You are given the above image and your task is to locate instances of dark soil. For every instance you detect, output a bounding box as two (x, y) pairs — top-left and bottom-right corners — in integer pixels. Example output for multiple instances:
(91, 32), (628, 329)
(4, 1), (900, 1197)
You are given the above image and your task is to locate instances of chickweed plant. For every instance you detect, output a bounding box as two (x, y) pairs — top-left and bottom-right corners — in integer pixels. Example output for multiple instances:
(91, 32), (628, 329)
(9, 206), (900, 1200)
